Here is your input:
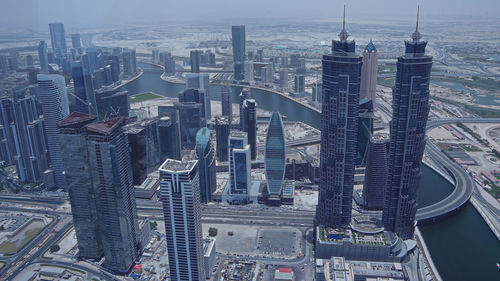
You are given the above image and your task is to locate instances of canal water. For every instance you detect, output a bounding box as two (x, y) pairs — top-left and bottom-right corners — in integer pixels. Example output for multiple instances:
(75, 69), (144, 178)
(122, 63), (500, 281)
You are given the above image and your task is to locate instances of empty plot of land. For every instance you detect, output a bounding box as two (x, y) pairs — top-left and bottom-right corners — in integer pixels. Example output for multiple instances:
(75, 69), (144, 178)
(0, 219), (47, 255)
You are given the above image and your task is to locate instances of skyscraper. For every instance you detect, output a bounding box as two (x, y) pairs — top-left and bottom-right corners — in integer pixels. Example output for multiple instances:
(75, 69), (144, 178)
(186, 73), (211, 120)
(241, 99), (257, 160)
(37, 74), (70, 190)
(176, 89), (206, 149)
(221, 86), (232, 123)
(122, 48), (137, 76)
(196, 127), (216, 203)
(71, 60), (96, 114)
(232, 25), (246, 81)
(383, 9), (432, 240)
(279, 68), (288, 88)
(158, 114), (181, 161)
(264, 112), (286, 198)
(86, 117), (139, 273)
(215, 116), (230, 162)
(58, 112), (102, 259)
(261, 65), (273, 85)
(360, 40), (378, 111)
(71, 34), (81, 49)
(49, 23), (67, 55)
(159, 159), (205, 281)
(239, 88), (249, 130)
(38, 41), (49, 74)
(363, 133), (389, 210)
(244, 60), (254, 81)
(315, 7), (362, 228)
(356, 98), (374, 165)
(190, 50), (202, 73)
(229, 131), (251, 197)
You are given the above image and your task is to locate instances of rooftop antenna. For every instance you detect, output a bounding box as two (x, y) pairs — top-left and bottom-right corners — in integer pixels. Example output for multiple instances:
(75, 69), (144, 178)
(411, 5), (422, 42)
(338, 5), (349, 41)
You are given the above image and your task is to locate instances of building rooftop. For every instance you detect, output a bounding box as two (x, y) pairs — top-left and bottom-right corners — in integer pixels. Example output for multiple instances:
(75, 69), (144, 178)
(230, 130), (247, 138)
(58, 112), (96, 128)
(318, 227), (395, 246)
(85, 117), (124, 135)
(160, 159), (197, 172)
(365, 40), (377, 53)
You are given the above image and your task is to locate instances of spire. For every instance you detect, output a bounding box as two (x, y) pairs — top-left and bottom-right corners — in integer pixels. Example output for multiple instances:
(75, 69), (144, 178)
(411, 5), (422, 42)
(338, 4), (349, 41)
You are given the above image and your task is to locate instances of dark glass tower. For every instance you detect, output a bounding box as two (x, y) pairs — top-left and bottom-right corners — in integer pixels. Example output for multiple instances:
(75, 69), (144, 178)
(196, 127), (216, 203)
(221, 86), (232, 123)
(356, 98), (374, 166)
(215, 116), (230, 162)
(158, 113), (181, 161)
(232, 25), (246, 81)
(264, 112), (286, 197)
(383, 9), (433, 240)
(71, 60), (96, 114)
(242, 99), (257, 160)
(315, 8), (362, 228)
(49, 23), (66, 56)
(363, 133), (389, 210)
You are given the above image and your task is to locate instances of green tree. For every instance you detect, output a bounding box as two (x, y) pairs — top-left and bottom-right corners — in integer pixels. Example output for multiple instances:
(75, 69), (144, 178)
(50, 244), (60, 253)
(208, 227), (218, 237)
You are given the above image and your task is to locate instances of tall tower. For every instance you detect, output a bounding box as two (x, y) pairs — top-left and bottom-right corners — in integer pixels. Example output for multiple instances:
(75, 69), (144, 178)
(241, 99), (257, 160)
(38, 41), (49, 74)
(383, 7), (432, 239)
(49, 23), (67, 55)
(86, 117), (139, 273)
(221, 86), (232, 123)
(196, 127), (217, 203)
(215, 116), (230, 162)
(37, 74), (70, 190)
(71, 34), (81, 49)
(315, 6), (362, 228)
(190, 50), (202, 73)
(264, 112), (286, 198)
(363, 133), (389, 210)
(159, 159), (205, 281)
(185, 73), (211, 120)
(176, 89), (207, 149)
(229, 131), (251, 197)
(360, 40), (378, 110)
(71, 60), (96, 114)
(232, 25), (246, 81)
(58, 112), (102, 259)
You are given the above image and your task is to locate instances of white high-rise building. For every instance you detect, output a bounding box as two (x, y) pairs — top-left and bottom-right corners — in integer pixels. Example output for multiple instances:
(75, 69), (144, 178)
(37, 74), (70, 189)
(159, 159), (205, 281)
(244, 60), (254, 82)
(228, 131), (251, 198)
(360, 40), (378, 110)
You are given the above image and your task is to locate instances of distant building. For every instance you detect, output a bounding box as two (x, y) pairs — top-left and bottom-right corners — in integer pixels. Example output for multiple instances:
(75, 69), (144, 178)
(232, 25), (246, 81)
(158, 112), (181, 161)
(221, 86), (232, 123)
(125, 119), (161, 185)
(294, 74), (305, 94)
(159, 159), (205, 281)
(315, 8), (361, 229)
(190, 50), (202, 73)
(383, 11), (433, 240)
(196, 128), (217, 203)
(312, 82), (322, 104)
(122, 48), (137, 76)
(239, 88), (249, 130)
(360, 40), (378, 111)
(175, 89), (206, 149)
(363, 133), (389, 210)
(229, 131), (251, 198)
(261, 65), (273, 85)
(241, 99), (257, 160)
(215, 116), (230, 162)
(94, 89), (129, 120)
(185, 73), (211, 119)
(71, 34), (81, 49)
(38, 41), (49, 74)
(163, 52), (176, 76)
(296, 57), (306, 75)
(49, 23), (66, 56)
(152, 49), (159, 64)
(264, 112), (286, 200)
(279, 69), (288, 88)
(71, 60), (96, 114)
(244, 60), (254, 81)
(37, 74), (70, 190)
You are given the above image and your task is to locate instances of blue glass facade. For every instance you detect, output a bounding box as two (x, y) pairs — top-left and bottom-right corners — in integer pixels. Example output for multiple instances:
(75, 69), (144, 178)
(232, 25), (246, 81)
(382, 36), (432, 239)
(316, 29), (362, 228)
(72, 60), (96, 114)
(196, 127), (216, 203)
(264, 112), (286, 196)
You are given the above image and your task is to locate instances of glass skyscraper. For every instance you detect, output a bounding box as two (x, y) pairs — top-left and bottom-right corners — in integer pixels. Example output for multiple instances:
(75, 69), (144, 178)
(38, 41), (49, 74)
(37, 74), (70, 190)
(232, 25), (246, 81)
(241, 99), (256, 160)
(229, 131), (250, 196)
(49, 23), (66, 55)
(264, 112), (286, 197)
(196, 127), (216, 203)
(215, 116), (230, 162)
(159, 159), (205, 281)
(383, 16), (433, 240)
(315, 11), (362, 229)
(71, 60), (96, 114)
(363, 133), (389, 210)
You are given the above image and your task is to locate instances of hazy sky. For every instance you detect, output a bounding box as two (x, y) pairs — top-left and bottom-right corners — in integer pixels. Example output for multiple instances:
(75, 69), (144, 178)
(1, 0), (499, 31)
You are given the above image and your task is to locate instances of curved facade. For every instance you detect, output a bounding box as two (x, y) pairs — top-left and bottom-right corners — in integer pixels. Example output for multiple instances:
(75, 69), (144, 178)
(196, 127), (216, 203)
(363, 133), (389, 210)
(264, 112), (286, 196)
